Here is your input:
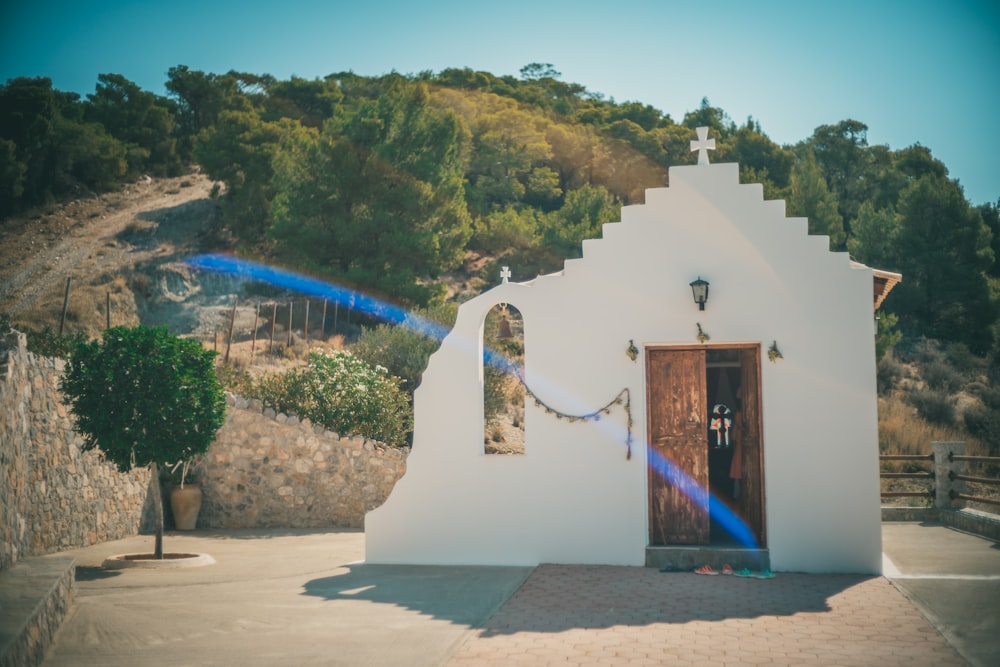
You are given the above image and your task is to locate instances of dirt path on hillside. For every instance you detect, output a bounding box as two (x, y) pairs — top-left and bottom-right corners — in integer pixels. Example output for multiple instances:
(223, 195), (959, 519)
(0, 172), (216, 332)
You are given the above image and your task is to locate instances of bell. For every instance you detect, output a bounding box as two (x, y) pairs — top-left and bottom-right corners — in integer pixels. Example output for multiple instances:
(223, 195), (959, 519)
(496, 315), (513, 339)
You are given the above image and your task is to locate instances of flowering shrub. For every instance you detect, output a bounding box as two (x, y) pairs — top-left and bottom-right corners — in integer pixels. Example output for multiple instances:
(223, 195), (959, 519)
(252, 350), (412, 447)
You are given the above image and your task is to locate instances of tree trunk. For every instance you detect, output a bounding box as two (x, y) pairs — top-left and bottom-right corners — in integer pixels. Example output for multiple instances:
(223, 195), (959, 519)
(150, 462), (164, 559)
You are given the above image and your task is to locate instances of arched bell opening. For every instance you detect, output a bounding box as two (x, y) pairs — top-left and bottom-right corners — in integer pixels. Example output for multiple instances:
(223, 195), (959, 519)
(483, 303), (525, 455)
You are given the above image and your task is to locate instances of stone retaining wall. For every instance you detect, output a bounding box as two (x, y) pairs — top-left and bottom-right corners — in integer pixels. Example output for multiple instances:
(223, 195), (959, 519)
(0, 331), (151, 571)
(0, 331), (32, 572)
(197, 395), (408, 529)
(1, 328), (409, 567)
(0, 556), (74, 667)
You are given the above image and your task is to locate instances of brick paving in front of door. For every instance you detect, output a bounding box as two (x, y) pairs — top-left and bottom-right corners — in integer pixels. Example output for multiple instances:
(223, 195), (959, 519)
(446, 564), (964, 666)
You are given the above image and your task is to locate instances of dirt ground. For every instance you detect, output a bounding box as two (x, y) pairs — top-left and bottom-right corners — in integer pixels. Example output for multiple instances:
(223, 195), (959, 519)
(0, 172), (545, 448)
(0, 170), (220, 337)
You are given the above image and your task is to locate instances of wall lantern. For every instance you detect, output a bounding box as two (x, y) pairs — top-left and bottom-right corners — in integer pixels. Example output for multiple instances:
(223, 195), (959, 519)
(689, 277), (710, 311)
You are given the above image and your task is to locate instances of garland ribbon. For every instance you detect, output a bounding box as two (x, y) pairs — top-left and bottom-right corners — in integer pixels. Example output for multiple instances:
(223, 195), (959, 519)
(514, 370), (634, 460)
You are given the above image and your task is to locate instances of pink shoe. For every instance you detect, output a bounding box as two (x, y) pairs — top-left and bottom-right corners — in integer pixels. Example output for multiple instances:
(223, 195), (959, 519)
(694, 564), (718, 575)
(721, 564), (734, 575)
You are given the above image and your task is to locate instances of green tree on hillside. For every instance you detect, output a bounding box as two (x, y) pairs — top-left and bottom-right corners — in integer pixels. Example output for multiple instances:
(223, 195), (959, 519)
(715, 120), (793, 194)
(682, 98), (734, 141)
(263, 76), (343, 128)
(269, 79), (472, 305)
(196, 110), (308, 240)
(84, 73), (182, 177)
(893, 175), (995, 353)
(788, 150), (845, 249)
(542, 184), (620, 258)
(166, 66), (252, 156)
(807, 120), (869, 230)
(0, 76), (128, 214)
(847, 201), (899, 268)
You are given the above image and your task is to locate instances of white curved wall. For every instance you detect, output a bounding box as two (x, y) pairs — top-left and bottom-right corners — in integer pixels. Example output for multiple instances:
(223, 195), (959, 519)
(365, 162), (882, 574)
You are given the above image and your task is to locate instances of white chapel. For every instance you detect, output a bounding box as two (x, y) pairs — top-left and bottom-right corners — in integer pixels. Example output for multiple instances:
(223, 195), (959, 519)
(365, 129), (896, 574)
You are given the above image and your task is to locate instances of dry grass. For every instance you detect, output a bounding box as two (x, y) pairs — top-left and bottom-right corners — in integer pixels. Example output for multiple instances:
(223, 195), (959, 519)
(879, 391), (996, 508)
(878, 394), (970, 457)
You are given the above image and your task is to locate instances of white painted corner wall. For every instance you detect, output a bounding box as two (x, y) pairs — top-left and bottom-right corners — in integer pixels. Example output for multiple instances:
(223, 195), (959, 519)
(365, 162), (882, 574)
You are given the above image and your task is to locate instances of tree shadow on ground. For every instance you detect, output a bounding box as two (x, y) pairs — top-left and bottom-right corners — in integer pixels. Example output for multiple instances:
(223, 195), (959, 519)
(194, 528), (364, 540)
(74, 565), (122, 581)
(302, 563), (534, 627)
(305, 563), (880, 634)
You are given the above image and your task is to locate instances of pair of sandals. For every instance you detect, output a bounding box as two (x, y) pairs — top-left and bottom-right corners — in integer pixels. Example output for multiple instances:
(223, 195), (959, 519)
(694, 563), (775, 578)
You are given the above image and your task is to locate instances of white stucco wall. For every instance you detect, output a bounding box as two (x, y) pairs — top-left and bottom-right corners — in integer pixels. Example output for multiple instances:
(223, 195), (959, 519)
(365, 162), (883, 574)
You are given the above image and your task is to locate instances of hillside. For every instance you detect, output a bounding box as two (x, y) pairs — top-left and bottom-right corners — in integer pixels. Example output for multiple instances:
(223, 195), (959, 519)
(0, 170), (235, 338)
(1, 164), (997, 503)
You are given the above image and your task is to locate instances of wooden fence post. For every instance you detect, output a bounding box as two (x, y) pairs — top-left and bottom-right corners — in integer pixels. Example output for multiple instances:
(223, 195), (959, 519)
(932, 441), (966, 509)
(58, 277), (72, 336)
(250, 301), (260, 366)
(269, 302), (277, 356)
(304, 300), (310, 344)
(224, 295), (237, 365)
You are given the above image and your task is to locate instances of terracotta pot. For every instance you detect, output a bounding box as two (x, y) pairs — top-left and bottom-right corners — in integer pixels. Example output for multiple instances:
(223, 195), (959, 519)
(170, 484), (203, 530)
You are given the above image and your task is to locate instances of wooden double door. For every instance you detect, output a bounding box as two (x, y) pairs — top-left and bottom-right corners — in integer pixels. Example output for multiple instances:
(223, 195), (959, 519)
(646, 345), (765, 546)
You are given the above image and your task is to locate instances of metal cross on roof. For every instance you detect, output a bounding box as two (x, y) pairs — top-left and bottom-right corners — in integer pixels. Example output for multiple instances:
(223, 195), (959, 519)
(500, 266), (511, 284)
(690, 126), (716, 165)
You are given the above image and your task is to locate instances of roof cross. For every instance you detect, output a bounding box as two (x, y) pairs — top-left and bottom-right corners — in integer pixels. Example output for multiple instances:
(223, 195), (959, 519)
(500, 266), (511, 284)
(690, 126), (716, 165)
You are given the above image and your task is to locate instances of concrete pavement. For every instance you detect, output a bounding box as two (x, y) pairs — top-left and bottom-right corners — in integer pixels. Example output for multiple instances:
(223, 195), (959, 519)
(37, 523), (998, 666)
(881, 522), (1000, 667)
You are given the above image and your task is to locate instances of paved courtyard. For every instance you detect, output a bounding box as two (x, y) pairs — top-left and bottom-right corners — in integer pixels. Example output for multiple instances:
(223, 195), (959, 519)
(37, 523), (999, 666)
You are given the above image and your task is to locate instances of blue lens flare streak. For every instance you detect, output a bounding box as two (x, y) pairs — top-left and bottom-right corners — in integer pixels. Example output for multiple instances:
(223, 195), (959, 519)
(184, 254), (452, 342)
(187, 253), (758, 549)
(648, 446), (758, 549)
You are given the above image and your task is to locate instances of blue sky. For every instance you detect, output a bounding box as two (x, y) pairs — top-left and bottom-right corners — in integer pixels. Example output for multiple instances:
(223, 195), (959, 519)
(2, 0), (997, 205)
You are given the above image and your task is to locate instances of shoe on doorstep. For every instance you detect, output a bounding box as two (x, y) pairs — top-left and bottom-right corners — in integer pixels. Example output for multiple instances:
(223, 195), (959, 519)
(753, 569), (775, 579)
(720, 564), (734, 575)
(694, 564), (718, 575)
(734, 568), (753, 577)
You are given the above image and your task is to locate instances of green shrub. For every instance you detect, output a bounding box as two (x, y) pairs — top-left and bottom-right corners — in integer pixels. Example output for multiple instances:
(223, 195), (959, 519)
(875, 311), (902, 359)
(876, 352), (904, 395)
(963, 404), (1000, 455)
(921, 359), (962, 392)
(251, 350), (412, 447)
(215, 363), (257, 397)
(351, 304), (456, 393)
(24, 326), (88, 359)
(905, 387), (956, 426)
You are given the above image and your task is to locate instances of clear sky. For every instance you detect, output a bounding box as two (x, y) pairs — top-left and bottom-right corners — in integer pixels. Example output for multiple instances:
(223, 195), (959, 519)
(2, 0), (997, 205)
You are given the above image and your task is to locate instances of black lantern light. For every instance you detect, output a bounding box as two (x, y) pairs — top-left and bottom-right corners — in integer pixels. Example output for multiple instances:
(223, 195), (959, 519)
(689, 277), (710, 311)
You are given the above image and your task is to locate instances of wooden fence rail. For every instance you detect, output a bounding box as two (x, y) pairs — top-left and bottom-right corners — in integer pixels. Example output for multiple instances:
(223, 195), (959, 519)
(880, 442), (1000, 509)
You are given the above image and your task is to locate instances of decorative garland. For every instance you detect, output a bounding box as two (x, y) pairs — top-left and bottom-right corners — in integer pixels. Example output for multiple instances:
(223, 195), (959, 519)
(514, 370), (634, 460)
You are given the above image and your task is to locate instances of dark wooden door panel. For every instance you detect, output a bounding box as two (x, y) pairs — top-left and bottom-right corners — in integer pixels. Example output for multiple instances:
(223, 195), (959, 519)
(738, 347), (765, 546)
(647, 349), (708, 545)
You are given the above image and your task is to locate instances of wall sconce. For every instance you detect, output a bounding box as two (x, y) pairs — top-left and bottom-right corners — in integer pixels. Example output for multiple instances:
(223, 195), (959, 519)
(626, 339), (639, 361)
(690, 277), (709, 310)
(768, 340), (783, 362)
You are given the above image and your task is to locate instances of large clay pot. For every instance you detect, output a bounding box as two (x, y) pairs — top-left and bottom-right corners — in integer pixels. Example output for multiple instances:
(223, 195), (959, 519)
(170, 484), (203, 530)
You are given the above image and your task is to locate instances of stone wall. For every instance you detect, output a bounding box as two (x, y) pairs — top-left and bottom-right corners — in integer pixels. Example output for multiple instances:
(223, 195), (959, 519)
(0, 331), (31, 572)
(0, 331), (151, 571)
(197, 395), (408, 529)
(0, 328), (409, 567)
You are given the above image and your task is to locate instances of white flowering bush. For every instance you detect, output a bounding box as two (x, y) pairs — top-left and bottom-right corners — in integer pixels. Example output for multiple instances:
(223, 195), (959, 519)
(252, 350), (412, 447)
